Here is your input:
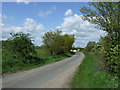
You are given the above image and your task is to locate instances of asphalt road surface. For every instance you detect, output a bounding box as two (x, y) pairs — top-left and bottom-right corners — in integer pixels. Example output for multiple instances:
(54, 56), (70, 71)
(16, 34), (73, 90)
(2, 52), (85, 88)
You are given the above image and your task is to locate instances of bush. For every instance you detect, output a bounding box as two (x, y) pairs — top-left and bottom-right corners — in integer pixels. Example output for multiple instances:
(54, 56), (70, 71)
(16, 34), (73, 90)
(2, 48), (24, 73)
(5, 32), (36, 59)
(2, 32), (39, 73)
(93, 35), (119, 74)
(64, 52), (73, 57)
(2, 47), (45, 73)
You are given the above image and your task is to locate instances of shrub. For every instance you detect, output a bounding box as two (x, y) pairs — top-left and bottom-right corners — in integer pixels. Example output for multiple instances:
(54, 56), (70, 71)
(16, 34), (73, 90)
(5, 32), (36, 59)
(93, 35), (119, 74)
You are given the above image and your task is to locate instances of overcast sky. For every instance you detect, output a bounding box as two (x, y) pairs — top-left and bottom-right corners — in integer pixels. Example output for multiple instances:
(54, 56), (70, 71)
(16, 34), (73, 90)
(1, 2), (106, 48)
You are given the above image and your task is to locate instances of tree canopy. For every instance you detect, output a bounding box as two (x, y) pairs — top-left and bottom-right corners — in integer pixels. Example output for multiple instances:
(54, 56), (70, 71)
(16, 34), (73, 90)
(42, 30), (75, 55)
(80, 2), (120, 35)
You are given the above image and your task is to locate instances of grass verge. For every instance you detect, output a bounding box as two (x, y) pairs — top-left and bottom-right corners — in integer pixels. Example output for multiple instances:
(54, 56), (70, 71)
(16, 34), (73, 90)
(70, 51), (118, 88)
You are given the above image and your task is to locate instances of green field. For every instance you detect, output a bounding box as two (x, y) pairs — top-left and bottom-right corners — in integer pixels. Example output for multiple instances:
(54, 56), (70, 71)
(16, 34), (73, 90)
(70, 51), (118, 88)
(36, 48), (51, 58)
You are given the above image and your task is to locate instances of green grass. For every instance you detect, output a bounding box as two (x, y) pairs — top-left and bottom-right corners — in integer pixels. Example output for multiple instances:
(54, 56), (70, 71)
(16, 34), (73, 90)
(36, 48), (51, 58)
(2, 48), (74, 74)
(36, 48), (74, 65)
(70, 51), (118, 88)
(35, 48), (74, 65)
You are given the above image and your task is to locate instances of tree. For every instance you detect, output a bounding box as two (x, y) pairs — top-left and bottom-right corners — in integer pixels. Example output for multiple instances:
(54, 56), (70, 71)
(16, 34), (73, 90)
(80, 2), (120, 35)
(80, 2), (120, 73)
(42, 30), (61, 55)
(6, 32), (36, 58)
(63, 34), (75, 53)
(80, 2), (120, 47)
(42, 30), (75, 55)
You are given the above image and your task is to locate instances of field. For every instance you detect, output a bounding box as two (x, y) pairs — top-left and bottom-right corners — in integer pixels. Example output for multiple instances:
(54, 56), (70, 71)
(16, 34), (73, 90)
(36, 48), (51, 58)
(70, 51), (118, 88)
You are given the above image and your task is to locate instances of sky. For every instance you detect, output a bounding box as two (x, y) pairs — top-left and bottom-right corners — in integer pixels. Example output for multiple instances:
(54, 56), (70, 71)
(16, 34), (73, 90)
(1, 1), (106, 48)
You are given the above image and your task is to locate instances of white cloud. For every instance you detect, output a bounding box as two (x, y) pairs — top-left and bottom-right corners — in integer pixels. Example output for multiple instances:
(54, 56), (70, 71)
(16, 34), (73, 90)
(0, 14), (14, 20)
(2, 18), (46, 46)
(57, 14), (106, 48)
(65, 9), (73, 16)
(17, 0), (29, 4)
(1, 13), (107, 47)
(38, 7), (56, 18)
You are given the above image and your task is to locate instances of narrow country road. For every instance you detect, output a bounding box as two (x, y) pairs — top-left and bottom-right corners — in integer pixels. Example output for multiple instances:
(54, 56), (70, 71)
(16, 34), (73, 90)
(2, 52), (85, 88)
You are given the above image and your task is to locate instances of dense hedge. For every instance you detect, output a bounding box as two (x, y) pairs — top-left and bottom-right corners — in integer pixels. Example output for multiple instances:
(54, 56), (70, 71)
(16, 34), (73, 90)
(93, 35), (119, 74)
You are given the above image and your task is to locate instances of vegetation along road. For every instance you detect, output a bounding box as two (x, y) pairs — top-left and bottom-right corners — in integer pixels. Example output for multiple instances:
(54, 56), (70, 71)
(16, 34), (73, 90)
(3, 52), (85, 88)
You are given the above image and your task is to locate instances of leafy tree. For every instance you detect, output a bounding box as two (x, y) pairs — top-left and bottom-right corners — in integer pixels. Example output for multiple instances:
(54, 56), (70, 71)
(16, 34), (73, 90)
(80, 2), (120, 35)
(63, 34), (75, 53)
(80, 2), (120, 73)
(43, 30), (75, 55)
(5, 32), (36, 58)
(43, 30), (61, 55)
(80, 2), (120, 50)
